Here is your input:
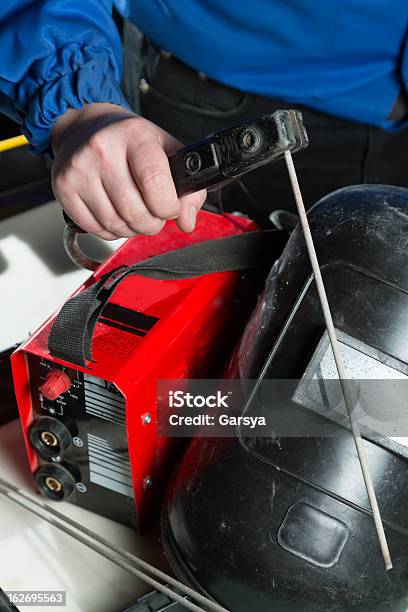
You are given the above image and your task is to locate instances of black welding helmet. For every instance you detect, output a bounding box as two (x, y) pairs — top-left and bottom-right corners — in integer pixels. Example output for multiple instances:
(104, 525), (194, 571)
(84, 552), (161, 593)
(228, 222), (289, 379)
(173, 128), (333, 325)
(161, 185), (408, 611)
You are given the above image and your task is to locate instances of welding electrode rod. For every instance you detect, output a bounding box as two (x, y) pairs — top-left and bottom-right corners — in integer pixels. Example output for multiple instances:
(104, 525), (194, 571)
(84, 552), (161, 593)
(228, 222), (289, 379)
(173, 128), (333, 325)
(0, 477), (228, 612)
(284, 150), (393, 571)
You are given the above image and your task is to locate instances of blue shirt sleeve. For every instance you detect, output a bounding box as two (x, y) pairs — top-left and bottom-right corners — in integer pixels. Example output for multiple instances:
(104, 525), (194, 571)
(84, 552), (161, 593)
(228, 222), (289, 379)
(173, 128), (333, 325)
(0, 0), (131, 155)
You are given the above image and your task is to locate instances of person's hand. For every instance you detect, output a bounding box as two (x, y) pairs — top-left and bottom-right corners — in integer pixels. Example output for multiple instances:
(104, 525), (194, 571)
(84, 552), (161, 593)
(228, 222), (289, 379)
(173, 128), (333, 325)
(51, 103), (207, 240)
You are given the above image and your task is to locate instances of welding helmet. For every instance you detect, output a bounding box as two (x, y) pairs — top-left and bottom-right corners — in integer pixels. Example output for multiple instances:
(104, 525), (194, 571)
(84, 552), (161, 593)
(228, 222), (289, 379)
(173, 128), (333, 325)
(162, 185), (408, 611)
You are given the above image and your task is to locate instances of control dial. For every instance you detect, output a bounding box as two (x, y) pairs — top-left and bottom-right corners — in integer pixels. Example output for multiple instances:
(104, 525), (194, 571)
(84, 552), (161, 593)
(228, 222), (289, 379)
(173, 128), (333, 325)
(39, 370), (72, 401)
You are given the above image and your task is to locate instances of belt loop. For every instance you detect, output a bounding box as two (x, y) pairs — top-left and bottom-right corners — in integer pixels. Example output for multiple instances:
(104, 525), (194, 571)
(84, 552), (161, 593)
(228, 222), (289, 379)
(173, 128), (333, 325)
(141, 37), (161, 81)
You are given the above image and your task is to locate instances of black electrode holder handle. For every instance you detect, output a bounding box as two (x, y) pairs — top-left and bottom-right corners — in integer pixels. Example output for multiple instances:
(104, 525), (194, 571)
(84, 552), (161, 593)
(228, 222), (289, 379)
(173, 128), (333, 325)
(63, 109), (308, 233)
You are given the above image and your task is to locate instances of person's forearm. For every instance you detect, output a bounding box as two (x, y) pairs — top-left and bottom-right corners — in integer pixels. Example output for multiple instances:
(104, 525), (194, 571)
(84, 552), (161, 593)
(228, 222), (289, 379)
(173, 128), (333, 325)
(0, 0), (126, 155)
(0, 1), (206, 237)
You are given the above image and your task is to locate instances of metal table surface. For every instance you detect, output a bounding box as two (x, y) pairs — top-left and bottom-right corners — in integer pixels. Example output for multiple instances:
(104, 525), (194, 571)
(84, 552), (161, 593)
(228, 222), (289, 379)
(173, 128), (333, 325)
(0, 201), (168, 612)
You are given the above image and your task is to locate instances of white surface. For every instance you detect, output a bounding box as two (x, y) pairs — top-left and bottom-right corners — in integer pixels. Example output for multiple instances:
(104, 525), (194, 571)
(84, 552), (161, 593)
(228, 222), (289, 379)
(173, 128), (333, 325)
(0, 420), (168, 612)
(0, 202), (167, 611)
(0, 200), (125, 351)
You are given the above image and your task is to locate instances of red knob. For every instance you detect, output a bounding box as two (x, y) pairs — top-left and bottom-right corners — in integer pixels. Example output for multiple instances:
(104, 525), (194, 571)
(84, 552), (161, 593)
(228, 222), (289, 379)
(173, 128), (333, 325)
(39, 370), (72, 401)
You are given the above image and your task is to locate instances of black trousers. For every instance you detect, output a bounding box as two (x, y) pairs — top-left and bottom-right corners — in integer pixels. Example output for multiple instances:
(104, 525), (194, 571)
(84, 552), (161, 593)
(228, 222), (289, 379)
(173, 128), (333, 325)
(134, 39), (408, 227)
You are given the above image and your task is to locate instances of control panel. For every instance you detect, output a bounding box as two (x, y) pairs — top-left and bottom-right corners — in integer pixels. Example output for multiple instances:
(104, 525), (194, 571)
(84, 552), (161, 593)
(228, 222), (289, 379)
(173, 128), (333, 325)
(27, 354), (137, 527)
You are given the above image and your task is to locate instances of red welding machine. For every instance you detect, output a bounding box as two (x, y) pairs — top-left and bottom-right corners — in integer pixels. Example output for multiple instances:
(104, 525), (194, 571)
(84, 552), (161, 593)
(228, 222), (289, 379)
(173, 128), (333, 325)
(11, 211), (260, 529)
(11, 109), (307, 529)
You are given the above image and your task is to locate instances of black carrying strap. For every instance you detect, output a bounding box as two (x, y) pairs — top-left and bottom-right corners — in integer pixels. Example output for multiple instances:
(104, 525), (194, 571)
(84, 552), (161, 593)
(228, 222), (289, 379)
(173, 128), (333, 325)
(48, 230), (277, 366)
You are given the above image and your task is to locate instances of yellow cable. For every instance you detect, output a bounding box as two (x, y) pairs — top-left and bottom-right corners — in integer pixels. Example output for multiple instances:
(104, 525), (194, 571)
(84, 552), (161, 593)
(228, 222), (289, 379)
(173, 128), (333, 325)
(0, 134), (29, 153)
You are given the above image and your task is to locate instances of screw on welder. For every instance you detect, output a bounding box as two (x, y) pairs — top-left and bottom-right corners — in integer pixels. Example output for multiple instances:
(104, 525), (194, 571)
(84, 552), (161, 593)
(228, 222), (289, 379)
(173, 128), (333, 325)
(238, 127), (261, 153)
(143, 476), (153, 489)
(185, 152), (202, 175)
(142, 413), (152, 425)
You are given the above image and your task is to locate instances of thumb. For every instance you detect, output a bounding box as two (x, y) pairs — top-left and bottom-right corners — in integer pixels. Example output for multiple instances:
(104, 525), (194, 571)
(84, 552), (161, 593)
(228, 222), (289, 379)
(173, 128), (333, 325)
(176, 189), (207, 233)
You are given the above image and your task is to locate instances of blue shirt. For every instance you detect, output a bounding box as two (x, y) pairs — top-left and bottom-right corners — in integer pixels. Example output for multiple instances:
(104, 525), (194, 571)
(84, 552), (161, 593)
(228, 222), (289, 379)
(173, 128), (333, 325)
(0, 0), (407, 155)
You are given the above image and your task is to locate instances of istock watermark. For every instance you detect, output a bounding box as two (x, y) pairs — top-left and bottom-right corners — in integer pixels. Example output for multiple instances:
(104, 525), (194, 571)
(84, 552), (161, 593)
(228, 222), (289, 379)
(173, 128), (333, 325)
(168, 390), (231, 409)
(159, 380), (260, 436)
(168, 412), (265, 428)
(157, 379), (408, 447)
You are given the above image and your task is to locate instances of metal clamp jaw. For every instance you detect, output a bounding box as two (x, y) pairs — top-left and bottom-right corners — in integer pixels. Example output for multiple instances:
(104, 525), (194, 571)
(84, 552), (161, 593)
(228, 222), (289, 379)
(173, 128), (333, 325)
(63, 109), (309, 270)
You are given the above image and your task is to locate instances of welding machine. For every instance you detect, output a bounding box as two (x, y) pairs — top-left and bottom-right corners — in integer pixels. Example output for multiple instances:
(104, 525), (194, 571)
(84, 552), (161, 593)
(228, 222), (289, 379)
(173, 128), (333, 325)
(11, 110), (308, 529)
(11, 211), (262, 529)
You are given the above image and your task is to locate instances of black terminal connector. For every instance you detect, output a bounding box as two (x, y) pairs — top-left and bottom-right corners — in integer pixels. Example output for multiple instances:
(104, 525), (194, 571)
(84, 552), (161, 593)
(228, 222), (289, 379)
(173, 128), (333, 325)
(33, 463), (76, 501)
(29, 417), (72, 459)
